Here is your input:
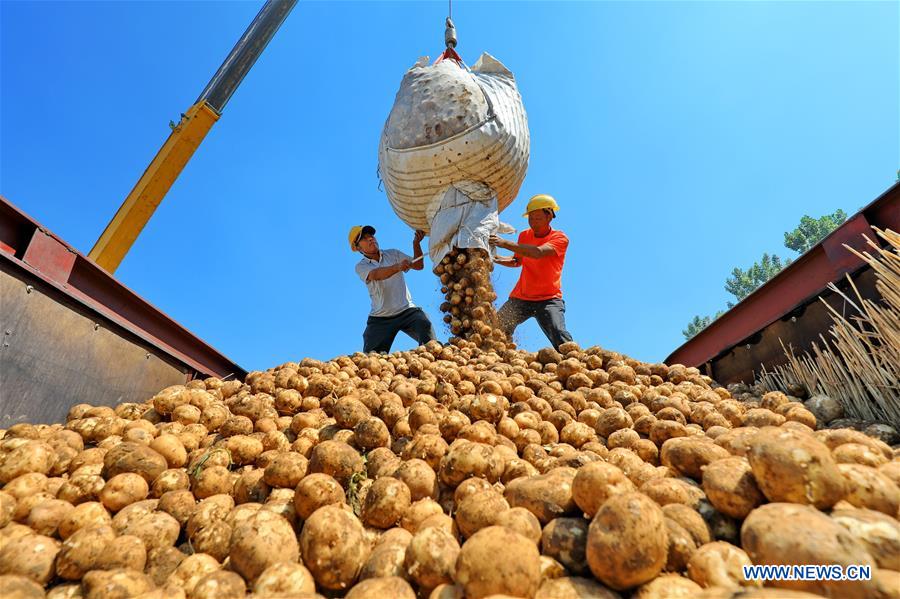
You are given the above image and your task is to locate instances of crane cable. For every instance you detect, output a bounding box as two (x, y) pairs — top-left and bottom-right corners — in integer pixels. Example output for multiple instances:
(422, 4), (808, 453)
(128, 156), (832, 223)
(437, 0), (461, 65)
(445, 0), (457, 50)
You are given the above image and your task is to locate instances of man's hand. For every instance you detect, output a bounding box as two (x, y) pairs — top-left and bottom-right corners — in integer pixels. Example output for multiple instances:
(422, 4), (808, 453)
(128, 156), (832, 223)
(398, 259), (412, 273)
(413, 230), (426, 245)
(493, 256), (519, 267)
(489, 234), (510, 250)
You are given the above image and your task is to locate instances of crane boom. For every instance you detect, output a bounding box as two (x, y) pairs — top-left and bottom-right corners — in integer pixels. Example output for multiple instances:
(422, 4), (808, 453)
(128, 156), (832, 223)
(88, 0), (297, 273)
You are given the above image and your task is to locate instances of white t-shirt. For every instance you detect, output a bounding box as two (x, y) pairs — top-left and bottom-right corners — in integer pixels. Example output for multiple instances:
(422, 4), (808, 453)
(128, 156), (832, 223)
(355, 249), (416, 317)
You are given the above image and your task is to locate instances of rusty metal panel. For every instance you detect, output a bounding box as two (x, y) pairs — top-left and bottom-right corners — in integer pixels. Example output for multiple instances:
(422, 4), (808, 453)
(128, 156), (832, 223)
(22, 227), (77, 282)
(1, 194), (246, 380)
(1, 267), (188, 426)
(709, 268), (880, 384)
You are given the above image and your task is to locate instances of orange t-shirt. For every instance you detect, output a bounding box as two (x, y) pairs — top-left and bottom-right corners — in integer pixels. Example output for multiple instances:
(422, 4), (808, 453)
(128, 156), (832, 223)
(510, 228), (569, 301)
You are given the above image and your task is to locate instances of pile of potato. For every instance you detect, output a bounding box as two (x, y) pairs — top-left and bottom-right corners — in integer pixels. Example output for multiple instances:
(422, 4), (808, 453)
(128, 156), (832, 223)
(1, 339), (899, 599)
(434, 247), (510, 352)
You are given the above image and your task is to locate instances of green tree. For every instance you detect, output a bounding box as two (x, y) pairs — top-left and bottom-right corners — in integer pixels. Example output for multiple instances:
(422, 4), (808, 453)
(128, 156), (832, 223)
(724, 253), (791, 302)
(783, 209), (848, 254)
(682, 310), (725, 340)
(682, 209), (847, 342)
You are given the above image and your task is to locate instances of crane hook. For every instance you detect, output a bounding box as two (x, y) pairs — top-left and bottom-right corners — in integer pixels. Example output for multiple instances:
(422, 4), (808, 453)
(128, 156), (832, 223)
(445, 17), (457, 49)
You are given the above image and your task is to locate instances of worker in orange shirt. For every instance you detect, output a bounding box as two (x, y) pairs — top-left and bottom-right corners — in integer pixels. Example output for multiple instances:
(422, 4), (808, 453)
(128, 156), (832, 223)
(489, 194), (574, 350)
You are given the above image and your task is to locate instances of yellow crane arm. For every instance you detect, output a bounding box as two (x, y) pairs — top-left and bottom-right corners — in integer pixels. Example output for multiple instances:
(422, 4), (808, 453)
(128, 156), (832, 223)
(88, 101), (219, 272)
(88, 0), (296, 273)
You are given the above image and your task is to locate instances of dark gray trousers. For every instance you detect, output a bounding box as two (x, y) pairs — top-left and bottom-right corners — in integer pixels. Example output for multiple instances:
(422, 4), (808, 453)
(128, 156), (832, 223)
(498, 297), (574, 350)
(363, 307), (437, 353)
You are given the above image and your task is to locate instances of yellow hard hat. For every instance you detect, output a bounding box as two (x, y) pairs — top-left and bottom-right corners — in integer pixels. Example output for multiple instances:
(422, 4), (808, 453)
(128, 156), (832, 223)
(348, 225), (376, 251)
(522, 194), (560, 217)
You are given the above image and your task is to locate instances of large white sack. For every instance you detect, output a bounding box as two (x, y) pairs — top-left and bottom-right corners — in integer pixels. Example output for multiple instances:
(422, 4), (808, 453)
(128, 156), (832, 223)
(378, 53), (529, 261)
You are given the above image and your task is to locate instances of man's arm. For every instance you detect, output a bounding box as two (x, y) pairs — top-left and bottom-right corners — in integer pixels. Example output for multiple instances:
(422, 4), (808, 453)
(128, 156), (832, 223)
(411, 230), (425, 271)
(492, 256), (521, 268)
(489, 235), (557, 259)
(366, 260), (411, 282)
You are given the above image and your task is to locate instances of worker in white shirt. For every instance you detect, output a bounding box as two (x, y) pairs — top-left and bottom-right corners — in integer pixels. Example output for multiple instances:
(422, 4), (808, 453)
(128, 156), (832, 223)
(349, 225), (437, 353)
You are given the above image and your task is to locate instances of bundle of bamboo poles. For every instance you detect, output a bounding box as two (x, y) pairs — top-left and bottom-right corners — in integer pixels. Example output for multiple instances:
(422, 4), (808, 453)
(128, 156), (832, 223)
(759, 228), (899, 427)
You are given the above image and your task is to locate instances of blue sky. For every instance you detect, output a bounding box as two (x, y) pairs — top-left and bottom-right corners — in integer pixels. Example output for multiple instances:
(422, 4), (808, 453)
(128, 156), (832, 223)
(2, 1), (897, 371)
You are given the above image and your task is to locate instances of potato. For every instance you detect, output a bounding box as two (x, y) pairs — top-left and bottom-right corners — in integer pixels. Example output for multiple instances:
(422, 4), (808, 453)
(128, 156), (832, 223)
(82, 568), (154, 599)
(394, 459), (438, 501)
(439, 441), (498, 488)
(252, 562), (316, 596)
(586, 492), (668, 590)
(190, 465), (233, 499)
(99, 473), (149, 512)
(123, 511), (180, 551)
(495, 507), (541, 545)
(299, 505), (367, 590)
(102, 443), (167, 484)
(714, 427), (759, 457)
(3, 474), (47, 501)
(633, 574), (703, 598)
(815, 428), (893, 460)
(55, 501), (110, 541)
(158, 490), (197, 527)
(146, 434), (187, 469)
(455, 489), (508, 538)
(661, 438), (731, 481)
(640, 477), (705, 508)
(25, 499), (74, 537)
(540, 517), (589, 575)
(830, 507), (900, 570)
(0, 533), (60, 584)
(405, 526), (460, 590)
(191, 520), (232, 562)
(228, 509), (298, 582)
(686, 541), (758, 589)
(150, 469), (190, 498)
(701, 457), (764, 519)
(361, 477), (411, 529)
(308, 440), (365, 486)
(146, 546), (186, 587)
(168, 554), (220, 595)
(741, 503), (878, 598)
(12, 491), (53, 522)
(96, 534), (147, 572)
(453, 477), (494, 505)
(354, 418), (391, 451)
(833, 443), (889, 467)
(504, 467), (578, 524)
(402, 434), (450, 471)
(665, 519), (698, 572)
(293, 473), (345, 519)
(263, 453), (308, 489)
(878, 461), (900, 487)
(533, 576), (620, 599)
(395, 497), (439, 532)
(56, 524), (116, 580)
(661, 504), (711, 547)
(189, 571), (246, 599)
(0, 575), (46, 599)
(746, 428), (845, 508)
(345, 576), (416, 599)
(360, 544), (407, 580)
(0, 441), (56, 483)
(838, 463), (900, 515)
(455, 526), (541, 599)
(571, 461), (635, 517)
(365, 447), (402, 480)
(0, 492), (14, 528)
